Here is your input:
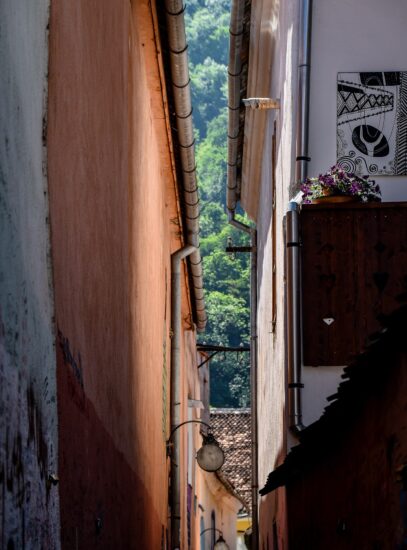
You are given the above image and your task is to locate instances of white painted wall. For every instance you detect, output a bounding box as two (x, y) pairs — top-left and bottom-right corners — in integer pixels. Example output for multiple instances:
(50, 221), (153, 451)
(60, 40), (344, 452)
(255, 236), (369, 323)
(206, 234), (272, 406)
(301, 0), (407, 424)
(246, 0), (407, 467)
(195, 469), (241, 550)
(302, 366), (345, 425)
(309, 0), (407, 201)
(242, 2), (301, 547)
(239, 0), (407, 546)
(245, 0), (301, 471)
(0, 1), (60, 547)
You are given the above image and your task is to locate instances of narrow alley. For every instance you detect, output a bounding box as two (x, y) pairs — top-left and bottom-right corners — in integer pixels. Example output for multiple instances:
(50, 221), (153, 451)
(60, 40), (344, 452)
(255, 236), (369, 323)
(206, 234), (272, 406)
(1, 1), (407, 549)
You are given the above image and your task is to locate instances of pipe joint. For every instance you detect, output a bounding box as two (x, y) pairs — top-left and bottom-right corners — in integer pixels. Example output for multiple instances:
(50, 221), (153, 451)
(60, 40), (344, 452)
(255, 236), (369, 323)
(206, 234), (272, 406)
(165, 4), (186, 17)
(172, 76), (191, 89)
(227, 210), (251, 234)
(169, 44), (188, 56)
(296, 156), (311, 162)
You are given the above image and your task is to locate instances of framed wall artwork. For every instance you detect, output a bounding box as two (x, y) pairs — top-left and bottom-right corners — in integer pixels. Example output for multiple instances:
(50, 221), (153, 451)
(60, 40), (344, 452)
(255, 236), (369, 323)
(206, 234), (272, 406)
(337, 71), (407, 175)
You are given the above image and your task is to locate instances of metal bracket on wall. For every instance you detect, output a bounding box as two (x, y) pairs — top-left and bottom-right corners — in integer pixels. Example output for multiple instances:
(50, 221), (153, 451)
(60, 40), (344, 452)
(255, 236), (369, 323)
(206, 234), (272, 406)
(243, 98), (281, 110)
(196, 344), (250, 369)
(197, 351), (220, 369)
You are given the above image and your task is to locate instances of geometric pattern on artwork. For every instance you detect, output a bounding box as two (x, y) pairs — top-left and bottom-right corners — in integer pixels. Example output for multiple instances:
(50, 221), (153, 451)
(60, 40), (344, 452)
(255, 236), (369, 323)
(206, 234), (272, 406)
(395, 73), (407, 174)
(337, 71), (407, 176)
(337, 84), (394, 117)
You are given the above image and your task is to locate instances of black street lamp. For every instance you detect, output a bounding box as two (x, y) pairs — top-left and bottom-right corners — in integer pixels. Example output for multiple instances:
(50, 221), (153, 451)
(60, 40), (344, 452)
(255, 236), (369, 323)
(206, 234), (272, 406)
(167, 420), (225, 472)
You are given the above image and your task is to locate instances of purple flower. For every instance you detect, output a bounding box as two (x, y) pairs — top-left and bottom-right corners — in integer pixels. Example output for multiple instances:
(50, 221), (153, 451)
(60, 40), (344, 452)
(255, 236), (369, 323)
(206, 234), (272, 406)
(300, 166), (381, 203)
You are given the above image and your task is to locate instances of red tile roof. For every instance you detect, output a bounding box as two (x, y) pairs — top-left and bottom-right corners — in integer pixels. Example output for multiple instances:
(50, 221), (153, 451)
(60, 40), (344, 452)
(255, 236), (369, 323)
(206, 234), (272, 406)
(210, 408), (252, 512)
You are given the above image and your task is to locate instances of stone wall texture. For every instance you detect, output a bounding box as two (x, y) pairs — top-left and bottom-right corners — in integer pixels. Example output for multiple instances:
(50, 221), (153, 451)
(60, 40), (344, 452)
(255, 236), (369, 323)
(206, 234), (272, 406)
(0, 1), (61, 548)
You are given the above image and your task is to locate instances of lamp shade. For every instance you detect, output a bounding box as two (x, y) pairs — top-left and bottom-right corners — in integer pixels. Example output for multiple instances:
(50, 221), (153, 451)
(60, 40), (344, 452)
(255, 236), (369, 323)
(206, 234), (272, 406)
(214, 534), (230, 550)
(196, 433), (225, 472)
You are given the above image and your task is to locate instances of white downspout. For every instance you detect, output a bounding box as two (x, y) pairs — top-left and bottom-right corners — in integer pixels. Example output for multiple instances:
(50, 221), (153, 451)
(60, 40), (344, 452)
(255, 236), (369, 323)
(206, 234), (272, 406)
(170, 244), (196, 550)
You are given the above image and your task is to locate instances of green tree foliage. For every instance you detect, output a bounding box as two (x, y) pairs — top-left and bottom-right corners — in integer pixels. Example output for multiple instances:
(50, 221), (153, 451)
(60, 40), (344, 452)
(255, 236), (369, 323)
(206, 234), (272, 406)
(190, 60), (227, 141)
(196, 112), (227, 204)
(201, 221), (250, 299)
(185, 1), (251, 407)
(187, 1), (230, 66)
(204, 292), (250, 407)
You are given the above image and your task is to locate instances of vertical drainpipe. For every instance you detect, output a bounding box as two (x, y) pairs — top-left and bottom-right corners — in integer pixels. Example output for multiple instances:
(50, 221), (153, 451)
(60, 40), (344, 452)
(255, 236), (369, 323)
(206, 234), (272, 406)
(295, 0), (313, 184)
(163, 2), (207, 545)
(286, 203), (304, 434)
(287, 0), (313, 436)
(250, 227), (259, 550)
(227, 0), (258, 544)
(171, 244), (196, 550)
(228, 221), (258, 549)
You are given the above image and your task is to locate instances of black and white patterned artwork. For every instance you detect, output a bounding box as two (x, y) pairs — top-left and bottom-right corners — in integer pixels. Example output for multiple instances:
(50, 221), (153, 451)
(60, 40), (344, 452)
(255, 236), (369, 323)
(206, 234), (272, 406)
(337, 71), (407, 175)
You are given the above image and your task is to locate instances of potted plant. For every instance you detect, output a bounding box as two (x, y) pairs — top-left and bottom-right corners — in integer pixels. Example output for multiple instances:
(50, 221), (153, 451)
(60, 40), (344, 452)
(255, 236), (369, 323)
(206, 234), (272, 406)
(301, 165), (381, 204)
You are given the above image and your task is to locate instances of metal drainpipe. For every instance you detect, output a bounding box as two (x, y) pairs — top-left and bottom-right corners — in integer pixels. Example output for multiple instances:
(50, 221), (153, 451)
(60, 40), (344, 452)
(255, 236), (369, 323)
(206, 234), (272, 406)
(227, 210), (251, 234)
(226, 2), (258, 540)
(165, 0), (207, 331)
(170, 244), (196, 550)
(226, 0), (245, 214)
(227, 216), (259, 549)
(286, 203), (305, 435)
(295, 0), (313, 184)
(286, 0), (313, 436)
(250, 227), (259, 550)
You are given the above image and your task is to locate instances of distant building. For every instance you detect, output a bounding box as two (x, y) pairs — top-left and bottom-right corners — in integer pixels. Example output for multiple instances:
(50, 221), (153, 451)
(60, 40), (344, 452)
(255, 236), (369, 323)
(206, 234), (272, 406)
(211, 409), (252, 549)
(210, 409), (252, 513)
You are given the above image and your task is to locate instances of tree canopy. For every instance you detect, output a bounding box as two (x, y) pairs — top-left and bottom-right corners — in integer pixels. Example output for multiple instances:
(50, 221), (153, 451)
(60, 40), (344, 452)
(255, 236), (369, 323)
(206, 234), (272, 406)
(186, 1), (251, 407)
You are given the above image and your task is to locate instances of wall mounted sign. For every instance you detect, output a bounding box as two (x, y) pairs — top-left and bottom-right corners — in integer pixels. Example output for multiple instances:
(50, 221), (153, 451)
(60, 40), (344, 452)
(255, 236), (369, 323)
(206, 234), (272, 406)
(337, 71), (407, 175)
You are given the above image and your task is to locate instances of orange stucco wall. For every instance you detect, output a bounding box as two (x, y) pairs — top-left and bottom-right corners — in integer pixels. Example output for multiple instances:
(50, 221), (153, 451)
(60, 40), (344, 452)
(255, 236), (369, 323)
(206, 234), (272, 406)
(47, 0), (196, 547)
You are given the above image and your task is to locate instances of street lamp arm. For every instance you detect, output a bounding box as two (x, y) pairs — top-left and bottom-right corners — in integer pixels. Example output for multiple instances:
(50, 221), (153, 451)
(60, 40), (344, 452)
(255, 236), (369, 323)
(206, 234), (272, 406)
(167, 420), (224, 472)
(199, 528), (230, 550)
(200, 527), (223, 537)
(167, 419), (212, 443)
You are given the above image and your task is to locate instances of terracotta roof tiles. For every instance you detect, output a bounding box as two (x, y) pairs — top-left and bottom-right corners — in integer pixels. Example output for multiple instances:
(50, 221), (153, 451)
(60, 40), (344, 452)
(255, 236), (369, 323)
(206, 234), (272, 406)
(210, 408), (252, 512)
